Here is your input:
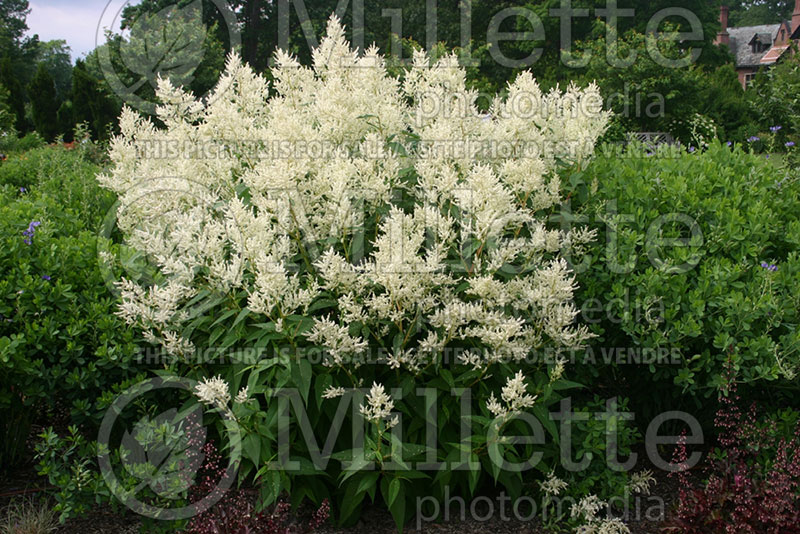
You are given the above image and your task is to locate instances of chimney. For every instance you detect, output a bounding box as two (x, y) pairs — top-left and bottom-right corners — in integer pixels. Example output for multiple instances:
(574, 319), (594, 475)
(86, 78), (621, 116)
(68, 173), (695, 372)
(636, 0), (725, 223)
(793, 0), (800, 34)
(716, 5), (730, 46)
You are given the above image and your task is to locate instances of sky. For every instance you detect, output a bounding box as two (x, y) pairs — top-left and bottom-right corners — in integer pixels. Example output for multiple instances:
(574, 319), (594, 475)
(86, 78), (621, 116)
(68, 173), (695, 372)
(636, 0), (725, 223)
(25, 0), (136, 61)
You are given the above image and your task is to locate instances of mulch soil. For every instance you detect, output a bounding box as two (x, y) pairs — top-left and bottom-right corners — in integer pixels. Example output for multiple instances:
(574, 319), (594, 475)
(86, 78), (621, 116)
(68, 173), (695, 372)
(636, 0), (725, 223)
(2, 464), (682, 534)
(2, 421), (686, 533)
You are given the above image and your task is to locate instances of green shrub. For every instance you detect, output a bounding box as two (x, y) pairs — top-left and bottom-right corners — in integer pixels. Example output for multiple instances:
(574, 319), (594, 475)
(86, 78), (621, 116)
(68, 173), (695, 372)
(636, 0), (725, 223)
(0, 146), (139, 470)
(0, 146), (112, 224)
(34, 426), (110, 523)
(0, 131), (46, 154)
(563, 141), (800, 415)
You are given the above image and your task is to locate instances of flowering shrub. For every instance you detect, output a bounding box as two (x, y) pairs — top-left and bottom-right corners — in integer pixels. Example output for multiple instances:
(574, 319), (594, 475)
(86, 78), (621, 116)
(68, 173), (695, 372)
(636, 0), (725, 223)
(99, 16), (611, 527)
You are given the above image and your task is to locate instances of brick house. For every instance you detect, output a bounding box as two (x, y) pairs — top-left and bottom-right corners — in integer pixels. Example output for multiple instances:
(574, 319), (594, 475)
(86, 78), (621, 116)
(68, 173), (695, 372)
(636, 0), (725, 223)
(715, 1), (800, 87)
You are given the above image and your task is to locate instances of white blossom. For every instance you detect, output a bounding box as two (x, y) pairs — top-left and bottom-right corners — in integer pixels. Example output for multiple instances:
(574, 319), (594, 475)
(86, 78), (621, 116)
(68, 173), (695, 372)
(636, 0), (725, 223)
(550, 355), (567, 382)
(576, 518), (630, 534)
(571, 495), (605, 522)
(628, 470), (656, 495)
(100, 14), (609, 389)
(539, 471), (568, 496)
(195, 375), (232, 417)
(487, 371), (538, 419)
(322, 385), (346, 399)
(359, 382), (397, 428)
(234, 386), (250, 404)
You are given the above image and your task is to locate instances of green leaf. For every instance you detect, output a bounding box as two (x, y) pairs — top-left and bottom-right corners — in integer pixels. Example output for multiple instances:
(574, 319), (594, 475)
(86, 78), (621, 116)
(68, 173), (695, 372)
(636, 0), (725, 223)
(386, 478), (405, 531)
(291, 357), (313, 403)
(232, 308), (250, 327)
(533, 404), (559, 444)
(339, 479), (367, 523)
(387, 477), (401, 507)
(356, 471), (380, 496)
(551, 379), (583, 391)
(243, 433), (260, 466)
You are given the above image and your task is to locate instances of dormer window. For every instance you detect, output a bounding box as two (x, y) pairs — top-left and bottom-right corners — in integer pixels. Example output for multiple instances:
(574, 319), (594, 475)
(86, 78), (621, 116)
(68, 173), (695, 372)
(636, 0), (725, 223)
(751, 39), (770, 54)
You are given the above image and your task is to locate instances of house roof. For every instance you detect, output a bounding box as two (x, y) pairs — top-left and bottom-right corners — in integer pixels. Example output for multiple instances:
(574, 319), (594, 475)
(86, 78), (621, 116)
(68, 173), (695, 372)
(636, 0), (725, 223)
(727, 24), (780, 67)
(760, 44), (790, 64)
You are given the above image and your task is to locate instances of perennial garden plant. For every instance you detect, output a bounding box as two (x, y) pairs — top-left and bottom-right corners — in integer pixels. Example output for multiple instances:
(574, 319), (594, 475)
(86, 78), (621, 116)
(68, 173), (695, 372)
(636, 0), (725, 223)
(91, 15), (649, 530)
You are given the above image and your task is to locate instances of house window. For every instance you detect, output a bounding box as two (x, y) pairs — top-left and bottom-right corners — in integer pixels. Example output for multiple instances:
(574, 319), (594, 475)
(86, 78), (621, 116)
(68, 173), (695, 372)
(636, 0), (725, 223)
(745, 73), (757, 87)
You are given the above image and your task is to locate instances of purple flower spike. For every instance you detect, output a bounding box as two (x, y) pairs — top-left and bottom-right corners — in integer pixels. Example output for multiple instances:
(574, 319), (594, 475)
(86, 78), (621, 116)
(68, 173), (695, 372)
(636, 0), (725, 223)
(22, 221), (41, 245)
(19, 187), (26, 193)
(786, 141), (795, 147)
(726, 141), (732, 147)
(41, 275), (51, 281)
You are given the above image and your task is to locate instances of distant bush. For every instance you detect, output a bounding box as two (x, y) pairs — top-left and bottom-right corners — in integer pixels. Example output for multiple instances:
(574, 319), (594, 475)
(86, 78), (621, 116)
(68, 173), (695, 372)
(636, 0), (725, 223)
(0, 145), (139, 471)
(0, 131), (46, 154)
(563, 141), (800, 415)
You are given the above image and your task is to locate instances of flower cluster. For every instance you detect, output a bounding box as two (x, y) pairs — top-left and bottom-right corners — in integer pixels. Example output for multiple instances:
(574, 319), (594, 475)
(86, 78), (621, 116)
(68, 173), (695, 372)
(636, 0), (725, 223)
(486, 370), (538, 420)
(671, 362), (800, 533)
(687, 113), (717, 150)
(234, 385), (250, 404)
(22, 220), (40, 245)
(628, 470), (655, 495)
(359, 382), (398, 428)
(570, 495), (630, 534)
(760, 261), (778, 272)
(322, 385), (346, 399)
(194, 375), (233, 418)
(100, 15), (608, 375)
(539, 471), (568, 496)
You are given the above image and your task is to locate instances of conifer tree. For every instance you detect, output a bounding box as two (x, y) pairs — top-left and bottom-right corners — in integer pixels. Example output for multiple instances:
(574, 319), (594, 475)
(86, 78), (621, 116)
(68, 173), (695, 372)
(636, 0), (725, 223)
(0, 56), (26, 131)
(28, 63), (59, 140)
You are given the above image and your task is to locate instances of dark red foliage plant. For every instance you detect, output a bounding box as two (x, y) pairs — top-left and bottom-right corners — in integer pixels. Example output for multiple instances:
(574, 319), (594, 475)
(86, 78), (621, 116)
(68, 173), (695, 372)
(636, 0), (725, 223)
(184, 440), (329, 534)
(669, 360), (800, 533)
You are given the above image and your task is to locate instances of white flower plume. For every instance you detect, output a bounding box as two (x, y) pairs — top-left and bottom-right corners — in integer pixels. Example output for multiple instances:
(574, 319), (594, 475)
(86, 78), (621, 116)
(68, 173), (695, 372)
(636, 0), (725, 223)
(100, 14), (608, 380)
